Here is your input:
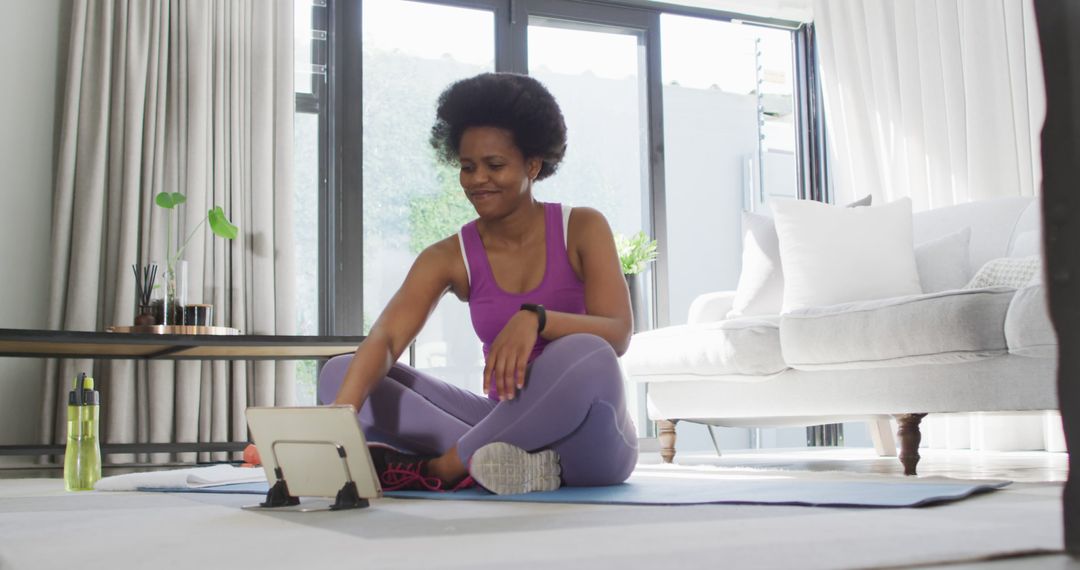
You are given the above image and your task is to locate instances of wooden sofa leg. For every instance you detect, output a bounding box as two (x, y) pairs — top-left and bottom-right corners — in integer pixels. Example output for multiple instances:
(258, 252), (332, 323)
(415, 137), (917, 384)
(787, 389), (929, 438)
(657, 419), (678, 463)
(895, 413), (928, 476)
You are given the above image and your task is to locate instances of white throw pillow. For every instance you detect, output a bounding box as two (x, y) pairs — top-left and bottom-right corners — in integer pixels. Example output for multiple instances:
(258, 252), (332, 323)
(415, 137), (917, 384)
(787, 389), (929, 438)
(772, 197), (923, 313)
(728, 196), (872, 318)
(727, 212), (784, 317)
(965, 255), (1041, 289)
(914, 227), (971, 293)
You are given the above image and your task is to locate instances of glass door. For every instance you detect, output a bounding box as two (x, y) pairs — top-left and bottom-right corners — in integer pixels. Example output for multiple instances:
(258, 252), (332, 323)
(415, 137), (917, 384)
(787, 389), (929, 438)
(361, 0), (495, 394)
(526, 22), (650, 246)
(517, 1), (661, 437)
(660, 14), (798, 326)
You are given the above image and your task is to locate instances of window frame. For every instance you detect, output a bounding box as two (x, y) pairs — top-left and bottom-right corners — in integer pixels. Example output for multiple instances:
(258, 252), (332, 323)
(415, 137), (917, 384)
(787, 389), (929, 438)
(295, 0), (330, 336)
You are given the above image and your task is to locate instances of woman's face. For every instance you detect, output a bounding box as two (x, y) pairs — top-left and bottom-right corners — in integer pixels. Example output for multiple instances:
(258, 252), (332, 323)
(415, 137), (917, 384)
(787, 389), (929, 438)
(458, 126), (541, 218)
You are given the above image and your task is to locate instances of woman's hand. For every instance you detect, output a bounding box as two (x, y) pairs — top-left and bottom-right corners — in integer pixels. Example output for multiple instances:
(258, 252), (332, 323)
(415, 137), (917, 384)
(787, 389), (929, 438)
(483, 309), (540, 400)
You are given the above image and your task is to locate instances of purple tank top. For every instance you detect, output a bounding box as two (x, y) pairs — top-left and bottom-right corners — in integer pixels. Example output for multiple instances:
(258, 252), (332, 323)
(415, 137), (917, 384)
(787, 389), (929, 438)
(460, 202), (587, 399)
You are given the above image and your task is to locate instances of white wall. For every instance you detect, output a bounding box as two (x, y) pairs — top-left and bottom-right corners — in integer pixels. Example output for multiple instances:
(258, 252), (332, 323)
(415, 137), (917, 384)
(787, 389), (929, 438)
(0, 0), (69, 459)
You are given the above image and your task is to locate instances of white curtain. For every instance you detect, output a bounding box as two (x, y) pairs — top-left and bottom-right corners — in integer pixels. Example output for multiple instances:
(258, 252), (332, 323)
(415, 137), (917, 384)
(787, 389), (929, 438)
(41, 0), (295, 464)
(814, 0), (1045, 211)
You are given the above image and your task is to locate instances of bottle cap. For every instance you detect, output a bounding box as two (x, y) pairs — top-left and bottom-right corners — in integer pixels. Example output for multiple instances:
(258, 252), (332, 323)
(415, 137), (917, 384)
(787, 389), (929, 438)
(68, 373), (85, 406)
(81, 375), (100, 406)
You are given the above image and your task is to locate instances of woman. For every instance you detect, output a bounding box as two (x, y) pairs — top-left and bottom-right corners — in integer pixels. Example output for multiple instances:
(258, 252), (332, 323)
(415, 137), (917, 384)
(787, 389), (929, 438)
(320, 72), (638, 495)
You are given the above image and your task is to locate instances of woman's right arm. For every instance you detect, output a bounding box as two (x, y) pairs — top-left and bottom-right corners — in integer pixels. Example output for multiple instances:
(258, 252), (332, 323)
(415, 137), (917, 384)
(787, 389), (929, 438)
(332, 239), (459, 410)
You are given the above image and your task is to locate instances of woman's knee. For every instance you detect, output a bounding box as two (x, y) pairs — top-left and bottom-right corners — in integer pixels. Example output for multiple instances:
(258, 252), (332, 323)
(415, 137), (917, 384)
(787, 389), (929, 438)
(542, 334), (618, 369)
(317, 354), (353, 405)
(550, 333), (610, 352)
(534, 334), (622, 388)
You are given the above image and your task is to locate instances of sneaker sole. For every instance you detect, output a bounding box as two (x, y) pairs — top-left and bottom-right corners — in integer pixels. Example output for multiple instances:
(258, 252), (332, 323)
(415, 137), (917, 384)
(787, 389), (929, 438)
(469, 442), (561, 495)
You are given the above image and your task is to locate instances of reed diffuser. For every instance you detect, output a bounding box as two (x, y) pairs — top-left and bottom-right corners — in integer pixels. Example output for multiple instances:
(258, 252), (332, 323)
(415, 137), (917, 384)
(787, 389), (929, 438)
(132, 263), (157, 326)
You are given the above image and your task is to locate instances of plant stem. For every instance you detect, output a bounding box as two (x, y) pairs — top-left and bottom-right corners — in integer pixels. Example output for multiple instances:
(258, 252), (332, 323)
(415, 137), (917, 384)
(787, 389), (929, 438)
(166, 202), (173, 278)
(172, 217), (207, 268)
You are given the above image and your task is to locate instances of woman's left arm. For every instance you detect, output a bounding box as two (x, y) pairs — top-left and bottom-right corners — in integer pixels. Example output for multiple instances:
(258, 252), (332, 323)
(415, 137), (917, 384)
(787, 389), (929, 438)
(486, 208), (633, 400)
(540, 207), (633, 355)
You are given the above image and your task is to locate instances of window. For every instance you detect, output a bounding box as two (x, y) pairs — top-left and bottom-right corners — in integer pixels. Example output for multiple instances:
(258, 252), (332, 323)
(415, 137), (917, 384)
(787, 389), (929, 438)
(523, 10), (656, 436)
(325, 0), (820, 445)
(660, 15), (798, 325)
(526, 22), (649, 239)
(361, 0), (495, 392)
(293, 0), (328, 404)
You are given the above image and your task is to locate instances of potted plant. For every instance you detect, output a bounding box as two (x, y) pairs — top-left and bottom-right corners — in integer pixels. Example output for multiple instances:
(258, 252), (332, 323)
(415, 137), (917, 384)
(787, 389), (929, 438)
(615, 230), (658, 333)
(150, 192), (238, 325)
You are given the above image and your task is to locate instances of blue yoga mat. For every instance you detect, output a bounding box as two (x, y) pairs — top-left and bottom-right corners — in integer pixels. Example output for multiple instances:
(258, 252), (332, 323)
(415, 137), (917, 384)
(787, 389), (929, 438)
(148, 474), (1009, 508)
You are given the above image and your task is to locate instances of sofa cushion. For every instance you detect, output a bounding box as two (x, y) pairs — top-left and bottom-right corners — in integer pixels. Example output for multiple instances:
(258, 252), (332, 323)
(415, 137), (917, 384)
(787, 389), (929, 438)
(727, 196), (872, 319)
(772, 197), (923, 313)
(914, 227), (971, 293)
(966, 255), (1041, 289)
(780, 288), (1015, 370)
(1009, 230), (1041, 258)
(727, 212), (785, 318)
(1004, 284), (1057, 358)
(624, 316), (786, 379)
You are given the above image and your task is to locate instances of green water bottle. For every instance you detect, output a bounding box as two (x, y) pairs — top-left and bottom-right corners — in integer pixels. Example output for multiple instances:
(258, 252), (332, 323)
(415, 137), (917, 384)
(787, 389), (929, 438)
(64, 373), (101, 491)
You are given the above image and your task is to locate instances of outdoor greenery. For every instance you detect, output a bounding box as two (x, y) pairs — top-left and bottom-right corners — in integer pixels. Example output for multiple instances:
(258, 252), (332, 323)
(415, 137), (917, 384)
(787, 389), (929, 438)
(408, 164), (476, 255)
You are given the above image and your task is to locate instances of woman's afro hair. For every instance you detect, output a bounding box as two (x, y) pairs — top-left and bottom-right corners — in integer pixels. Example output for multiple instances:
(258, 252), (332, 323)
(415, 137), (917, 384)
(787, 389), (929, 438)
(430, 73), (568, 181)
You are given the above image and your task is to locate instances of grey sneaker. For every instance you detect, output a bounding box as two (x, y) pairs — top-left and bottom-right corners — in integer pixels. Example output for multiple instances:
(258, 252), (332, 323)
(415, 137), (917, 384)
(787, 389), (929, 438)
(469, 442), (561, 495)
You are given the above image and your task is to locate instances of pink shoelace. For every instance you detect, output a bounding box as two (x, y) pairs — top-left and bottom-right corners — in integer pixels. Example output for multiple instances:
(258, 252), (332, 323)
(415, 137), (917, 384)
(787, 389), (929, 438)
(378, 461), (477, 492)
(379, 461), (444, 492)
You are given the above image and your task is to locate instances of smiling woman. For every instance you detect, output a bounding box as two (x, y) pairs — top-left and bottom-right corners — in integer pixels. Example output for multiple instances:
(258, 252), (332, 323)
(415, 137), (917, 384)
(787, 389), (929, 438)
(456, 127), (542, 219)
(313, 73), (639, 496)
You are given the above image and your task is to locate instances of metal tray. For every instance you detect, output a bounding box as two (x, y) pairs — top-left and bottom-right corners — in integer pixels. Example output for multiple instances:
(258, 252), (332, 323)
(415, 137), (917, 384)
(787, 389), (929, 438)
(106, 325), (241, 335)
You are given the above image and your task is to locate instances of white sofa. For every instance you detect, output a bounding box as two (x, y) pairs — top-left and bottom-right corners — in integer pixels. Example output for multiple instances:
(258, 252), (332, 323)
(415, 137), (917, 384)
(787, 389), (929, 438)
(624, 197), (1058, 475)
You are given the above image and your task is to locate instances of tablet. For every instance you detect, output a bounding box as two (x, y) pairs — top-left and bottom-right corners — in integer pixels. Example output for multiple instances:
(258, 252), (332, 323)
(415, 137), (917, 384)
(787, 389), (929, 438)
(245, 406), (381, 506)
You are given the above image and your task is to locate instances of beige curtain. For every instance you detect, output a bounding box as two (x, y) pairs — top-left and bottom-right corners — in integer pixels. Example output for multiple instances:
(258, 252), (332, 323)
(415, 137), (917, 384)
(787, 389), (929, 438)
(41, 0), (295, 464)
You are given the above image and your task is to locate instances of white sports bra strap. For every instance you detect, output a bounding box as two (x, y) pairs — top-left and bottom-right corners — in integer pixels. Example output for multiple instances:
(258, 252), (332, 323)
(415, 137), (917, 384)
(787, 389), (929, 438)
(562, 204), (572, 249)
(457, 229), (472, 286)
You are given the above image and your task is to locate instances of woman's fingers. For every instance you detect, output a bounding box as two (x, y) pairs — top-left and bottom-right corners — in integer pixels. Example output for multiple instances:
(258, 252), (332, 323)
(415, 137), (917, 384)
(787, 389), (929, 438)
(494, 354), (510, 400)
(514, 355), (525, 389)
(483, 358), (493, 395)
(504, 352), (527, 398)
(486, 344), (529, 401)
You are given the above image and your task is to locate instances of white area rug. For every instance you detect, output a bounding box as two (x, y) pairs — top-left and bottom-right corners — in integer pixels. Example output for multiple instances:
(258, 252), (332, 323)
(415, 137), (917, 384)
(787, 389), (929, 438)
(0, 468), (1065, 570)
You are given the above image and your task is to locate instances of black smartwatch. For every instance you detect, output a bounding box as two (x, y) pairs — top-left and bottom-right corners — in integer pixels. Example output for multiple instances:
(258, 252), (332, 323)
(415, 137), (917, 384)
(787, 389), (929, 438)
(519, 303), (546, 334)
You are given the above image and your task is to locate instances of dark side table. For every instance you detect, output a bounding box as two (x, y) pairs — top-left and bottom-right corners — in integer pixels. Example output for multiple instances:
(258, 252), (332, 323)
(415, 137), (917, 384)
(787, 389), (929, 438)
(0, 328), (364, 457)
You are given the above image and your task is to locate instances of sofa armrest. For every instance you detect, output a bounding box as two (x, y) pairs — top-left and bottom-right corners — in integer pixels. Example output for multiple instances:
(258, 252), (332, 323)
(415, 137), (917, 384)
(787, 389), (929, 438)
(687, 291), (738, 325)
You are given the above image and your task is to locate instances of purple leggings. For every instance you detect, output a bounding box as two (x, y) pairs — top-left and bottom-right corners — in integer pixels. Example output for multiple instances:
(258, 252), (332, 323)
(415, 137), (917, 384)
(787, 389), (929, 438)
(317, 333), (638, 486)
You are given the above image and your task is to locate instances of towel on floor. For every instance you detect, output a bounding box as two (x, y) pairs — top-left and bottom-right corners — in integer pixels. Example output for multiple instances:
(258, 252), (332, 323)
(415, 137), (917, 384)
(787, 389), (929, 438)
(95, 465), (267, 491)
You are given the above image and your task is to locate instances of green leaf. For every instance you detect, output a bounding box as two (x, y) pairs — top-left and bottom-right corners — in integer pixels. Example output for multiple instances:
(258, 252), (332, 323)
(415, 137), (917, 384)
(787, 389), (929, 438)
(208, 207), (239, 240)
(154, 192), (187, 209)
(615, 230), (658, 275)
